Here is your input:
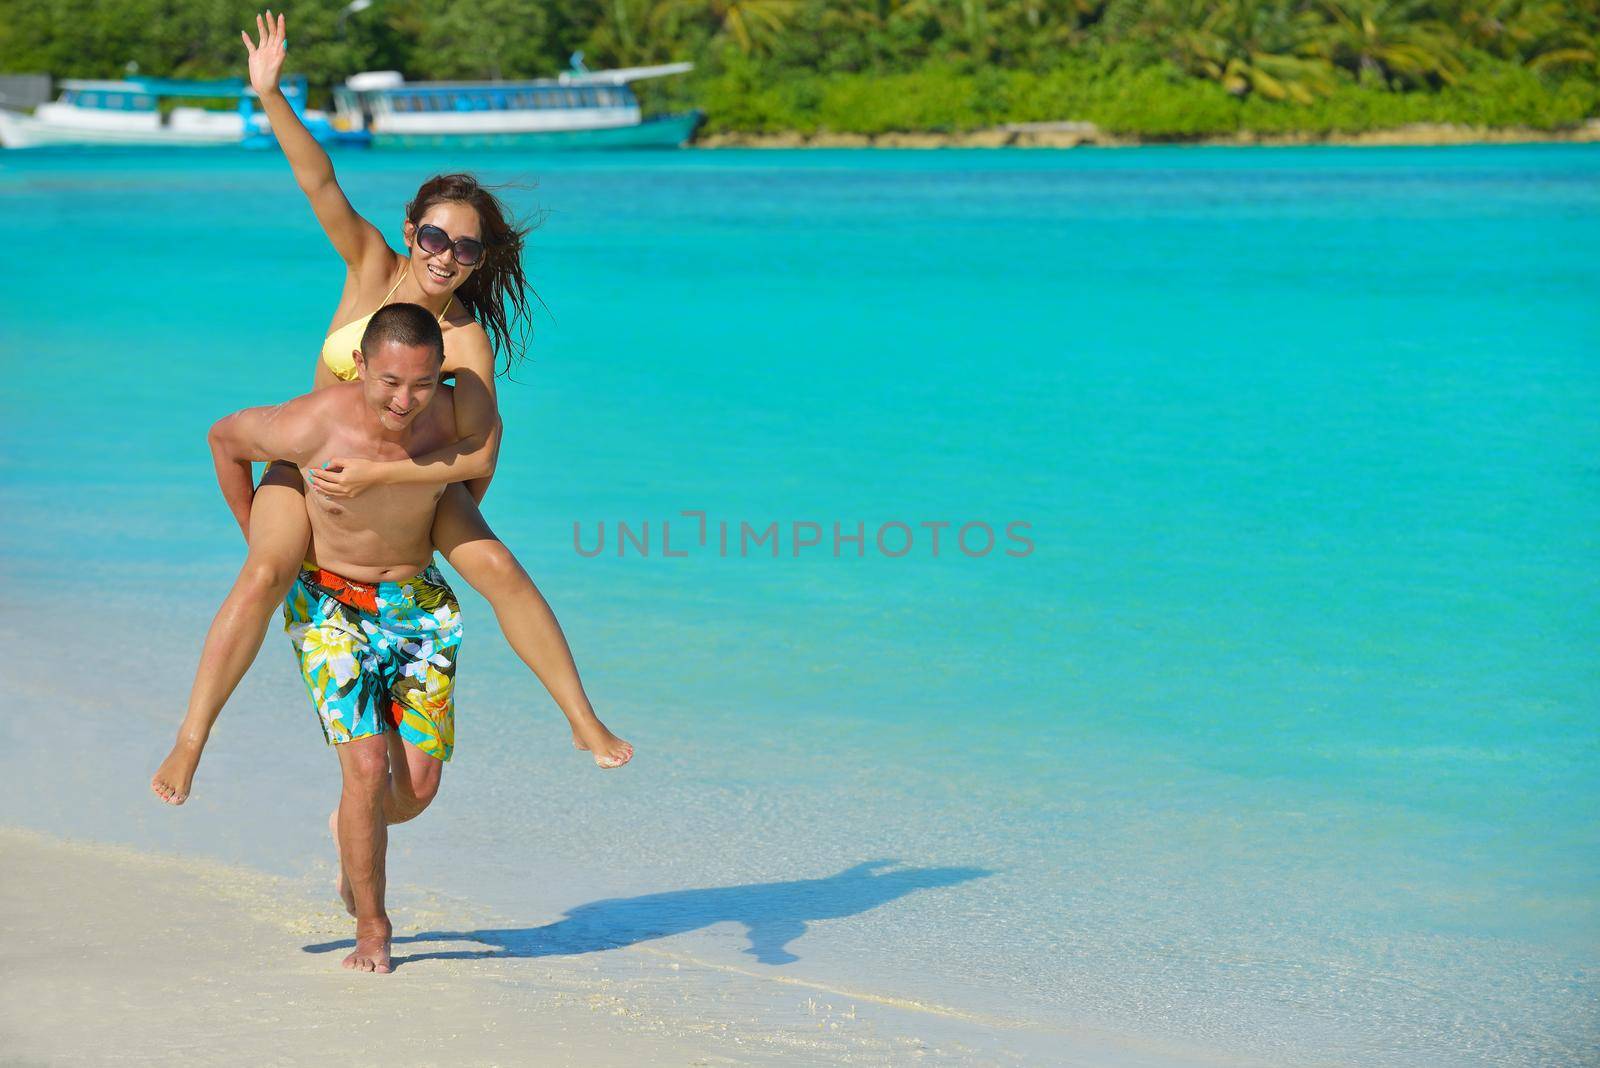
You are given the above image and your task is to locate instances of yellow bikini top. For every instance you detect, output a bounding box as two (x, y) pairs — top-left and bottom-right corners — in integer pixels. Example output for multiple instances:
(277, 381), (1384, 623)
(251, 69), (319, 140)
(320, 268), (453, 382)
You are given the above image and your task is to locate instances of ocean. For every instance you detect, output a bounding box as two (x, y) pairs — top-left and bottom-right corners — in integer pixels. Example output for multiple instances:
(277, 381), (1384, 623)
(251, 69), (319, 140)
(1, 143), (1596, 1065)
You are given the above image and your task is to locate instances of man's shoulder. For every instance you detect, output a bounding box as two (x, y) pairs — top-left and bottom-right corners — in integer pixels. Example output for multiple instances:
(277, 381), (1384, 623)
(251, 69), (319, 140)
(275, 387), (352, 452)
(292, 383), (358, 416)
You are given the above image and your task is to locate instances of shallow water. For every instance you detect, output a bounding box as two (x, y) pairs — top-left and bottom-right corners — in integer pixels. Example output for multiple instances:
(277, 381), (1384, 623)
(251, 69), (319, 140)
(2, 144), (1597, 1065)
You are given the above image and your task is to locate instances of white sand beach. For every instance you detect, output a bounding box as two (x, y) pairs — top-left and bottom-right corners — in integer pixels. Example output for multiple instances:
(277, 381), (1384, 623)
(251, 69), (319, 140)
(0, 828), (1215, 1067)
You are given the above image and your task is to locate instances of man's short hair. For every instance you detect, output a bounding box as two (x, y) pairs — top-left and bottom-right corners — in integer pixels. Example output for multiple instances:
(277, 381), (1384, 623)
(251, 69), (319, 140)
(361, 302), (445, 364)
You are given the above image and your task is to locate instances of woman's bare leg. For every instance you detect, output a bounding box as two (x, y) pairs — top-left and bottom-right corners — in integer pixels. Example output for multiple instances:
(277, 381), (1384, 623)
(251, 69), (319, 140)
(430, 484), (633, 769)
(152, 466), (311, 803)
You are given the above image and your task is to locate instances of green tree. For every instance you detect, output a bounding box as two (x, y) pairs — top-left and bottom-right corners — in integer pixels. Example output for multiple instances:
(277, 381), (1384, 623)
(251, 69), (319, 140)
(1151, 0), (1339, 102)
(388, 0), (556, 78)
(1442, 0), (1597, 72)
(651, 0), (799, 56)
(587, 0), (670, 66)
(1319, 0), (1464, 88)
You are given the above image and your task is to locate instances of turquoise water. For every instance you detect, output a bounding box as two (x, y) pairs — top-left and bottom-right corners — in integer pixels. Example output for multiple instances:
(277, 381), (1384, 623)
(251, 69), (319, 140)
(2, 144), (1597, 1064)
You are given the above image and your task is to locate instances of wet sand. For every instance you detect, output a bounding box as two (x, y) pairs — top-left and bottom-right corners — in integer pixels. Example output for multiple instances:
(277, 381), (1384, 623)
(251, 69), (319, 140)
(0, 827), (1206, 1067)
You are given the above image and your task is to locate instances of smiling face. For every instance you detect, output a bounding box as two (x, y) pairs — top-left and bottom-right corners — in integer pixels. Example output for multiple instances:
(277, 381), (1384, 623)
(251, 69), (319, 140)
(354, 339), (444, 433)
(403, 200), (483, 299)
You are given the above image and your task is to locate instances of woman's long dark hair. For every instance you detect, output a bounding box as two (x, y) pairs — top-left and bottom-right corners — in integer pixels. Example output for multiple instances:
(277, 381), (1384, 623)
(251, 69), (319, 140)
(406, 173), (536, 375)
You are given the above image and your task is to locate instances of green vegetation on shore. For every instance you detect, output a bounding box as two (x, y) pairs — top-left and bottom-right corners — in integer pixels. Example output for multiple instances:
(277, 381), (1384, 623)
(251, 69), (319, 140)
(2, 0), (1596, 138)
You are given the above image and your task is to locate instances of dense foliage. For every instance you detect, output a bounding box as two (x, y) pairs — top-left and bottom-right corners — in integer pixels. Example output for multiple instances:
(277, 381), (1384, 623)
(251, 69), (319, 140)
(2, 0), (1596, 136)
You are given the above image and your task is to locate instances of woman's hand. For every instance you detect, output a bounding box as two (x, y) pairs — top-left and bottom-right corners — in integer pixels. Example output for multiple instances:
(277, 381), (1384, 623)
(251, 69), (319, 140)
(305, 458), (382, 499)
(241, 11), (288, 98)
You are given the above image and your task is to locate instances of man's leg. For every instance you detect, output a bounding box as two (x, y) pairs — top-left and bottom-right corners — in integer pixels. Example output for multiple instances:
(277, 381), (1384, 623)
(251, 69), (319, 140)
(384, 734), (442, 825)
(152, 470), (310, 804)
(430, 484), (633, 769)
(335, 734), (393, 974)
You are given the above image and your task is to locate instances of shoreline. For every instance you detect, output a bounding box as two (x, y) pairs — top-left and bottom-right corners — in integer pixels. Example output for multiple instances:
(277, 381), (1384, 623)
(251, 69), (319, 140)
(0, 826), (1209, 1066)
(693, 119), (1600, 149)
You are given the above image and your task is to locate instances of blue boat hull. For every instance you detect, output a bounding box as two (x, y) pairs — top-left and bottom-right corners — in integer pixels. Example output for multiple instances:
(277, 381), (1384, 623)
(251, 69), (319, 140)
(372, 111), (702, 150)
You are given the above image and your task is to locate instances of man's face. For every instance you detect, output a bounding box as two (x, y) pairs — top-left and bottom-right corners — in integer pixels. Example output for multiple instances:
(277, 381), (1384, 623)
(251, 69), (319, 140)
(354, 341), (443, 432)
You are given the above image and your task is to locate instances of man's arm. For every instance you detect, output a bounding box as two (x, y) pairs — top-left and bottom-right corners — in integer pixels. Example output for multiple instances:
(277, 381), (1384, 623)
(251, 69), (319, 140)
(306, 328), (500, 500)
(208, 393), (326, 538)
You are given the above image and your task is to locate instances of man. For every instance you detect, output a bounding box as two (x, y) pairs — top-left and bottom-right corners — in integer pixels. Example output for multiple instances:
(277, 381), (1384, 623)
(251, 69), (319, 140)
(199, 303), (475, 973)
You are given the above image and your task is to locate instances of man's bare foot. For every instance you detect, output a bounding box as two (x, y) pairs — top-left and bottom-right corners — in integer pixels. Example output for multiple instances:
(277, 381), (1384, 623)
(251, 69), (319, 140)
(328, 810), (357, 917)
(342, 916), (392, 973)
(571, 717), (633, 769)
(151, 740), (203, 805)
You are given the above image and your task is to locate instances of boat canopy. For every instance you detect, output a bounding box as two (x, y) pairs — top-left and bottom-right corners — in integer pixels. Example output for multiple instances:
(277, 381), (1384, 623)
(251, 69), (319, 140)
(375, 83), (638, 113)
(558, 62), (693, 86)
(343, 61), (691, 95)
(58, 76), (307, 100)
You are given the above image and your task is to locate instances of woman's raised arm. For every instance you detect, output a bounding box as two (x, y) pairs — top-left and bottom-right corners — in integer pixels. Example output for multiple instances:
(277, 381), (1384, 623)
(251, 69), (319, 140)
(243, 10), (387, 269)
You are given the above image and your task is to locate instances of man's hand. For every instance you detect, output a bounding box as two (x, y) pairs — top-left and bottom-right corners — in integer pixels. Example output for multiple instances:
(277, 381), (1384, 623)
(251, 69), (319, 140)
(241, 11), (288, 99)
(306, 458), (382, 499)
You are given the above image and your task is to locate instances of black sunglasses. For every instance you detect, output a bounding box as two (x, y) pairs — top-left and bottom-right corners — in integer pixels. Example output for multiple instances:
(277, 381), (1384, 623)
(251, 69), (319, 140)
(416, 222), (486, 267)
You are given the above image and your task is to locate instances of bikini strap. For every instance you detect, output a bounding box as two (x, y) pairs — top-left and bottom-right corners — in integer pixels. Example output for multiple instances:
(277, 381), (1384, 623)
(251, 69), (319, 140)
(380, 266), (408, 304)
(386, 265), (454, 323)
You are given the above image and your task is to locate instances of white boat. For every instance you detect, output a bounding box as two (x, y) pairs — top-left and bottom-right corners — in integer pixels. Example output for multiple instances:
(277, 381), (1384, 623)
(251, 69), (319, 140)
(0, 76), (361, 149)
(333, 58), (702, 149)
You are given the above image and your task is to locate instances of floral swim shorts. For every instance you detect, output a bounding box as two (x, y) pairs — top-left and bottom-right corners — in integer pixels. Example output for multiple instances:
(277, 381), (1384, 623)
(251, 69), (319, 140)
(282, 560), (463, 761)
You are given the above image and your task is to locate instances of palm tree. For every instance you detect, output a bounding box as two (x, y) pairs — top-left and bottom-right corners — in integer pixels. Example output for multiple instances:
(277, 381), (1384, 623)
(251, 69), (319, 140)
(1319, 0), (1465, 88)
(592, 0), (655, 66)
(650, 0), (799, 55)
(990, 0), (1094, 61)
(892, 0), (997, 61)
(1442, 0), (1597, 73)
(1160, 0), (1339, 103)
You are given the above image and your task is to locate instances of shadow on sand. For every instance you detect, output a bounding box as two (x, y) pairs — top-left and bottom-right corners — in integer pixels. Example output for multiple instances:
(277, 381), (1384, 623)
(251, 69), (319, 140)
(304, 859), (991, 969)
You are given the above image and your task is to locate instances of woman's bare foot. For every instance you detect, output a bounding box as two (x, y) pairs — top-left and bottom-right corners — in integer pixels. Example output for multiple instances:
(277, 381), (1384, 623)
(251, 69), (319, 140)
(342, 916), (392, 973)
(571, 716), (633, 769)
(151, 740), (203, 804)
(328, 810), (357, 917)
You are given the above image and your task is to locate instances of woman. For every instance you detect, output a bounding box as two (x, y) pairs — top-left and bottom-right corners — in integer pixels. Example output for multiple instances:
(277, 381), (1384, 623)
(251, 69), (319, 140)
(152, 11), (632, 809)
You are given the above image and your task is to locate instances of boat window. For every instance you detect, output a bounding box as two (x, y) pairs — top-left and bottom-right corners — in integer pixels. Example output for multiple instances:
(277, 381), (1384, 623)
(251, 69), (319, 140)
(134, 95), (154, 110)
